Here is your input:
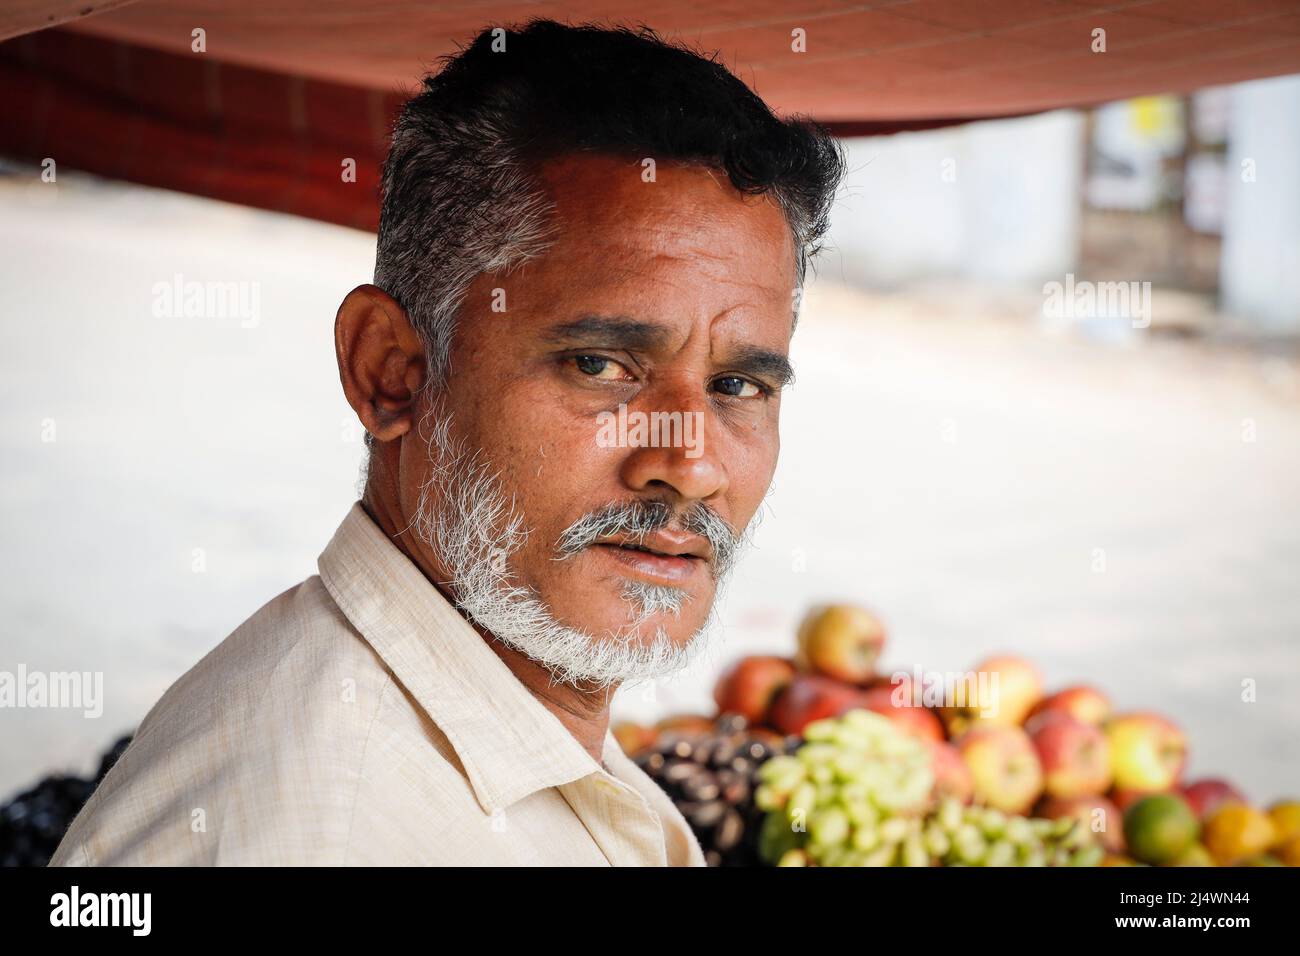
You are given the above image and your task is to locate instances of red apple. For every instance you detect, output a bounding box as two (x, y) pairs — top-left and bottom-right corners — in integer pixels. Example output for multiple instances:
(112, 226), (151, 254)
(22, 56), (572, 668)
(767, 674), (871, 736)
(1181, 778), (1246, 820)
(1031, 715), (1113, 798)
(957, 726), (1044, 815)
(1036, 795), (1125, 853)
(940, 655), (1043, 735)
(861, 684), (946, 743)
(1026, 685), (1111, 731)
(794, 604), (886, 684)
(928, 740), (975, 804)
(712, 655), (795, 726)
(1105, 712), (1187, 792)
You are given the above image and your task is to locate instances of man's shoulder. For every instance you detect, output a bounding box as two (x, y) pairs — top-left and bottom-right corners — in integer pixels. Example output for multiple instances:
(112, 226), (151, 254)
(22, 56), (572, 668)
(50, 575), (423, 865)
(135, 575), (392, 749)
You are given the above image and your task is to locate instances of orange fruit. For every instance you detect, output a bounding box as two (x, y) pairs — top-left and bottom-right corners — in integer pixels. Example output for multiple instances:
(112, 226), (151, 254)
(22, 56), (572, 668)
(1202, 802), (1276, 865)
(1276, 834), (1300, 867)
(1267, 800), (1300, 847)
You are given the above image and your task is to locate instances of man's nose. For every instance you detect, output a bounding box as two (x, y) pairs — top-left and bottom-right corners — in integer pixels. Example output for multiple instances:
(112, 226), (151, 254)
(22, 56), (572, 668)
(616, 391), (728, 504)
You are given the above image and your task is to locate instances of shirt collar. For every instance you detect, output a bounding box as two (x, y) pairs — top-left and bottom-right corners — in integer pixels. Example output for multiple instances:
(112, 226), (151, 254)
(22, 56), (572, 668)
(317, 501), (607, 815)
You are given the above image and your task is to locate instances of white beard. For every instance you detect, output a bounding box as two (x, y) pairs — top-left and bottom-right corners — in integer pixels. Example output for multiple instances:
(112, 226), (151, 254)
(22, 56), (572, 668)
(410, 400), (741, 689)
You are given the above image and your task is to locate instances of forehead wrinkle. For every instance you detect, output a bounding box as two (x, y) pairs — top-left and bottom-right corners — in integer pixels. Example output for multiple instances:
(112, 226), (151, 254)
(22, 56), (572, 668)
(702, 302), (792, 377)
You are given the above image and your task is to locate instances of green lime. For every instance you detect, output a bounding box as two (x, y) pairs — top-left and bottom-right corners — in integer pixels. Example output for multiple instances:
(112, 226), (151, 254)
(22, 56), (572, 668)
(1124, 794), (1200, 865)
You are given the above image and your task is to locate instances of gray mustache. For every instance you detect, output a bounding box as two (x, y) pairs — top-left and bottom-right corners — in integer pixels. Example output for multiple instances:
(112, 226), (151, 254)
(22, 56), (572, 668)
(555, 499), (741, 577)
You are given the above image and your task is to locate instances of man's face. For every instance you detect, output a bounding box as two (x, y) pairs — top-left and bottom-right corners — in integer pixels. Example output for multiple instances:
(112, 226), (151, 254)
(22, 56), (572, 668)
(405, 153), (797, 674)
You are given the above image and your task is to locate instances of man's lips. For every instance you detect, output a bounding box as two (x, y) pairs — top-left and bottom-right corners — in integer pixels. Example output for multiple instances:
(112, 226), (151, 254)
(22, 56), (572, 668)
(589, 531), (710, 585)
(594, 530), (711, 562)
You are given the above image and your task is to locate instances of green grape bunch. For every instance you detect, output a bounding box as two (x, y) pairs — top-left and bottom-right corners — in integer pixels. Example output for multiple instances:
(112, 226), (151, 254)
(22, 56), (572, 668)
(754, 710), (1104, 867)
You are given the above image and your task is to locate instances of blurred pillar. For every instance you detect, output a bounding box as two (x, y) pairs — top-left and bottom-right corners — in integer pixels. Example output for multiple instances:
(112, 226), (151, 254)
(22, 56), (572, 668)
(1220, 74), (1300, 332)
(961, 110), (1084, 285)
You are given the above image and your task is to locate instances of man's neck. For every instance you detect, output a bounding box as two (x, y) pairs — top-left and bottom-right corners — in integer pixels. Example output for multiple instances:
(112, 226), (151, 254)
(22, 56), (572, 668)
(359, 483), (615, 766)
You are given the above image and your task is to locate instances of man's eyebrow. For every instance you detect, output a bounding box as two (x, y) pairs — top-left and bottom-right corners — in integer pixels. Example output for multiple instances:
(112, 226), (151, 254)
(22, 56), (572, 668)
(541, 315), (672, 351)
(727, 345), (795, 388)
(543, 315), (794, 386)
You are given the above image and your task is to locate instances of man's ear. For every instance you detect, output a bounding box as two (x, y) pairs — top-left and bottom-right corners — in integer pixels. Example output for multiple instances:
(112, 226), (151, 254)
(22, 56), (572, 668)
(334, 284), (427, 441)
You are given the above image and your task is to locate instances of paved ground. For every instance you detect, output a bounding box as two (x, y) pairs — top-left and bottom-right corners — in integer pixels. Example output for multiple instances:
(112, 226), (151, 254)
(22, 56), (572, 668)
(2, 172), (1297, 803)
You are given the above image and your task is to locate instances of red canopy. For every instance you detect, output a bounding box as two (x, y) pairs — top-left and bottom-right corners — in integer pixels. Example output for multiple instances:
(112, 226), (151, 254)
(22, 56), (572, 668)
(2, 1), (1298, 230)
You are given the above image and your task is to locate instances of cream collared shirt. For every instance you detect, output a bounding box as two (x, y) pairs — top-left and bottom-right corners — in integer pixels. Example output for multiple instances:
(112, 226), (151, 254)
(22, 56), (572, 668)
(50, 503), (705, 866)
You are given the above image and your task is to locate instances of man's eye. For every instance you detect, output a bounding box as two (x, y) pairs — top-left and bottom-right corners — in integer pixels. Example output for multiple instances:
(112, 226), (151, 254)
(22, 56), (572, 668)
(572, 355), (631, 381)
(712, 375), (762, 398)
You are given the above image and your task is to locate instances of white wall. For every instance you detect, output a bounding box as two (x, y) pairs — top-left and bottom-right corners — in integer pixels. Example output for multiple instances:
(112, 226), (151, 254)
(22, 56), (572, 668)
(820, 110), (1084, 289)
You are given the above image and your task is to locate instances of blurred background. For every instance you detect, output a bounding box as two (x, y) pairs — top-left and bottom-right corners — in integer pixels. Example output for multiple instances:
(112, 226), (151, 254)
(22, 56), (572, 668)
(2, 71), (1298, 821)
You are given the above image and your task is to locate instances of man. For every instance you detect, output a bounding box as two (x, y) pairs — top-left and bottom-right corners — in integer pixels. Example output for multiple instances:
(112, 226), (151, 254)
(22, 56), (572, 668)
(51, 19), (843, 866)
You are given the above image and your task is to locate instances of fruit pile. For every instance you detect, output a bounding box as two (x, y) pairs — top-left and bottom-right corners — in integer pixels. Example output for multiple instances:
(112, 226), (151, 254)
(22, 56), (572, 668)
(617, 604), (1300, 866)
(753, 711), (1103, 867)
